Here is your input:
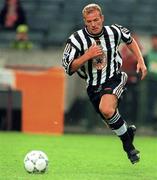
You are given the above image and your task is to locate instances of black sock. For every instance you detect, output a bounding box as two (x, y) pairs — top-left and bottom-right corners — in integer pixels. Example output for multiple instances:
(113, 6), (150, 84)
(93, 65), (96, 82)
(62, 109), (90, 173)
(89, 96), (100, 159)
(108, 110), (134, 152)
(119, 131), (135, 152)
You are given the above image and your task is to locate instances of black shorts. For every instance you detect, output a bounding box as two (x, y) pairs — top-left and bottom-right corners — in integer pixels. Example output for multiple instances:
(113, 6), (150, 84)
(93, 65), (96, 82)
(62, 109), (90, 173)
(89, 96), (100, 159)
(87, 71), (128, 115)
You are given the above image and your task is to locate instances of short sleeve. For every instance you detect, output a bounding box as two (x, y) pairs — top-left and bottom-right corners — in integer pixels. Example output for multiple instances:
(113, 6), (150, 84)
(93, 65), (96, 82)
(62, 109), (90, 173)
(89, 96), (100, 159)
(114, 24), (133, 44)
(62, 40), (79, 75)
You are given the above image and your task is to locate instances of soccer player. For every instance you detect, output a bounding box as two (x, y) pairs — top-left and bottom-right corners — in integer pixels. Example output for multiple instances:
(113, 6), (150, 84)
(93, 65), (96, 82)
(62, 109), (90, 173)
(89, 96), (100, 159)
(62, 3), (147, 164)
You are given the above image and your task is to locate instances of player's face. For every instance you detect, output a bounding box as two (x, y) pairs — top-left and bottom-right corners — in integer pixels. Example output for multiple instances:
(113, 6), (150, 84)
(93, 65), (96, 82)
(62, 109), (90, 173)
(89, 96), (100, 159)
(84, 10), (104, 35)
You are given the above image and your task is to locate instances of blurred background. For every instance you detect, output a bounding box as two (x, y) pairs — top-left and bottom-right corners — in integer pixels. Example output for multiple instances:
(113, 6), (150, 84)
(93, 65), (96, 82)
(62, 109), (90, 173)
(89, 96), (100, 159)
(0, 0), (157, 135)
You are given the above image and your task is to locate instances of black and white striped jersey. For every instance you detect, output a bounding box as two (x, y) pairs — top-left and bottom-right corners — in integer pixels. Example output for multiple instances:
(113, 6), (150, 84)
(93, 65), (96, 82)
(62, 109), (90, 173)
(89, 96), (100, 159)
(62, 24), (132, 86)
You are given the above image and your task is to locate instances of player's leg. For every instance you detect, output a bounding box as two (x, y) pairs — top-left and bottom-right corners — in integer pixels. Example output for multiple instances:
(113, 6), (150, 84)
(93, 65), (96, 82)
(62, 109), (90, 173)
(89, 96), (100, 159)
(99, 94), (133, 150)
(87, 72), (139, 163)
(99, 91), (139, 164)
(127, 124), (136, 143)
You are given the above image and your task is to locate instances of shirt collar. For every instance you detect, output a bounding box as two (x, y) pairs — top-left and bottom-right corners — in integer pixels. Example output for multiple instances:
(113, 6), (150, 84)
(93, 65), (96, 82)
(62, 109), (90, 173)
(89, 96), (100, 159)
(84, 26), (104, 38)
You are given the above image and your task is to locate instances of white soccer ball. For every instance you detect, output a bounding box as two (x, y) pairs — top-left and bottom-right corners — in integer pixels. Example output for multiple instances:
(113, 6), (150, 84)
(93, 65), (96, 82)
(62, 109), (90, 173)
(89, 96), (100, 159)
(24, 150), (48, 173)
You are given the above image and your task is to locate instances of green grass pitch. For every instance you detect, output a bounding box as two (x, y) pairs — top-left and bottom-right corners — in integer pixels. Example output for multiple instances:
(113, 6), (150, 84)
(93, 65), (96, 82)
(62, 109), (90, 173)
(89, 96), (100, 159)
(0, 132), (157, 180)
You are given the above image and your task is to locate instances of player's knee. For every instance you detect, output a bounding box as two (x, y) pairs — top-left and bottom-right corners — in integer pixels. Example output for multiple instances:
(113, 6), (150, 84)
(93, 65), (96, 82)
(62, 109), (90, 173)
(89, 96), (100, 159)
(99, 105), (115, 119)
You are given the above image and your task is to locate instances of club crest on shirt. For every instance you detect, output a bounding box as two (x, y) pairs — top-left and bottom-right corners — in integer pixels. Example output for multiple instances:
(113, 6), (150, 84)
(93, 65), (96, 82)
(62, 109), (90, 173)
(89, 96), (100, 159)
(92, 52), (107, 70)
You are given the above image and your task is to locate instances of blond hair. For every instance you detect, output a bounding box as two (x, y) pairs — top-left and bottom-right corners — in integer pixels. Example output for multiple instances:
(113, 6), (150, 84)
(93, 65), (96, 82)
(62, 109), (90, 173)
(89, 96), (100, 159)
(82, 3), (102, 18)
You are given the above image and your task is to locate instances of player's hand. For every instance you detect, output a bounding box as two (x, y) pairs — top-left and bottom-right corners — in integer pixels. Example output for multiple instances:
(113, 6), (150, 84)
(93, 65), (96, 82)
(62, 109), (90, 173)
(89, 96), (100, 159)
(136, 62), (147, 80)
(85, 43), (103, 60)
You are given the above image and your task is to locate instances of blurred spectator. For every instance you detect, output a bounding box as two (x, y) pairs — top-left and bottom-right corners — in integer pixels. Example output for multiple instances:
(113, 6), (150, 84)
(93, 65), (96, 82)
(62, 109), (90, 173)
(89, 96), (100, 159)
(11, 24), (33, 50)
(121, 34), (143, 84)
(119, 34), (143, 123)
(0, 0), (27, 31)
(145, 34), (157, 127)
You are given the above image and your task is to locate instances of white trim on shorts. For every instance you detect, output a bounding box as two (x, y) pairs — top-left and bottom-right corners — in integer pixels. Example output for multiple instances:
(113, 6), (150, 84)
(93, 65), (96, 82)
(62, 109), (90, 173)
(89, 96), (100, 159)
(113, 72), (128, 99)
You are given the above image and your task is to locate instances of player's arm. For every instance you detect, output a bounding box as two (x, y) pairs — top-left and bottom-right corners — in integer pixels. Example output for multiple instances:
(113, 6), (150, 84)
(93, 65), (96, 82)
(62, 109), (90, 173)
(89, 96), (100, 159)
(62, 42), (103, 75)
(71, 43), (103, 73)
(114, 24), (147, 80)
(126, 38), (147, 80)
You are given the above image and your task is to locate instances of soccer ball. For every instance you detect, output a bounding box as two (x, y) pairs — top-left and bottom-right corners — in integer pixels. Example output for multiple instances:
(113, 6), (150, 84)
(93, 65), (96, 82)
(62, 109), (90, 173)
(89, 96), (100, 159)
(24, 150), (48, 173)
